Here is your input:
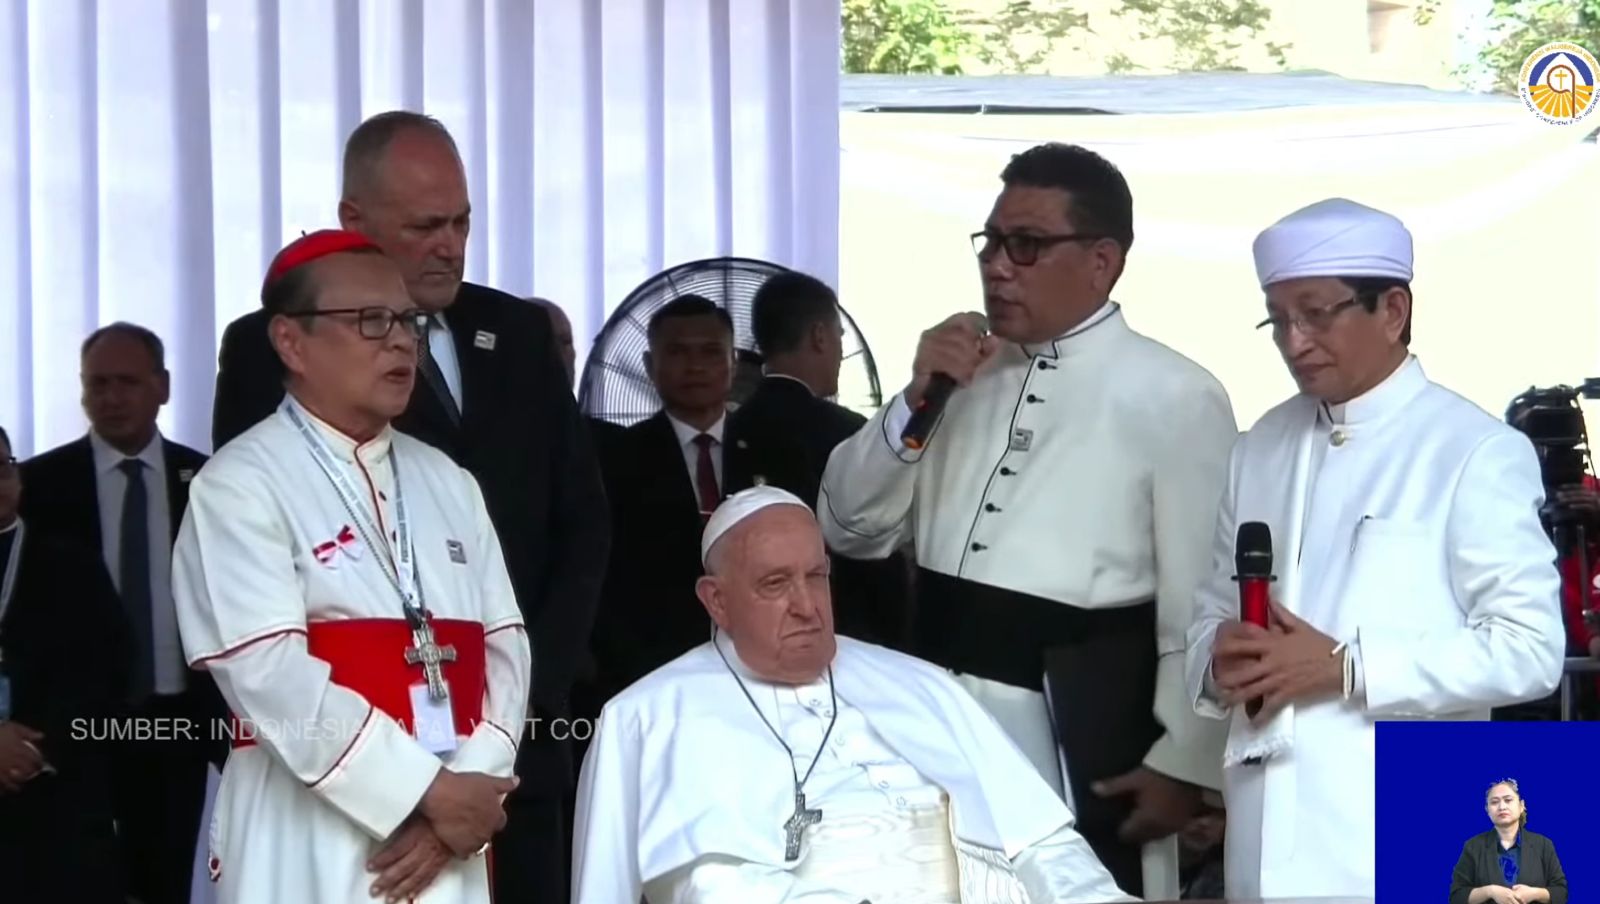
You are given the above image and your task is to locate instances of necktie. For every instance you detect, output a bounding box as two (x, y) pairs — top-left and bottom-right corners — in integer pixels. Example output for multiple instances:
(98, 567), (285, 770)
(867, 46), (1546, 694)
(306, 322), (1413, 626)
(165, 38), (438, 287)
(417, 315), (462, 426)
(693, 433), (721, 517)
(118, 458), (155, 702)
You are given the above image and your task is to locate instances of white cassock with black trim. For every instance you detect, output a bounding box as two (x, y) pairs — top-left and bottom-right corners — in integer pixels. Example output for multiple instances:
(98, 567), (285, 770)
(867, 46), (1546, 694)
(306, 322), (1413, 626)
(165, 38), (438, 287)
(1185, 198), (1564, 899)
(172, 396), (532, 904)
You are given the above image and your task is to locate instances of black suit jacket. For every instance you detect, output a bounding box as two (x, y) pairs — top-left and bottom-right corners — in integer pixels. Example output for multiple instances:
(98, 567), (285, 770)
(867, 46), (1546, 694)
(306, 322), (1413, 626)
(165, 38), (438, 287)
(724, 376), (910, 647)
(1450, 829), (1568, 904)
(0, 525), (129, 902)
(590, 411), (743, 700)
(18, 435), (228, 763)
(212, 283), (610, 797)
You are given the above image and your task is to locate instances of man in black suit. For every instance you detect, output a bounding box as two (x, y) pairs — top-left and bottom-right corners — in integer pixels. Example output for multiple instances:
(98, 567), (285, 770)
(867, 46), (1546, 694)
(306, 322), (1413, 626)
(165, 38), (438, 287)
(0, 424), (131, 903)
(590, 296), (742, 702)
(19, 323), (221, 904)
(724, 272), (909, 648)
(210, 111), (608, 904)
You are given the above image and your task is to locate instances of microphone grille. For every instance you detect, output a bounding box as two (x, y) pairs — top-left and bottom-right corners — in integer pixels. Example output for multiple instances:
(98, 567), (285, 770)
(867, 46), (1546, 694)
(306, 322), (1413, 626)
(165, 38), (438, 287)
(1235, 521), (1273, 576)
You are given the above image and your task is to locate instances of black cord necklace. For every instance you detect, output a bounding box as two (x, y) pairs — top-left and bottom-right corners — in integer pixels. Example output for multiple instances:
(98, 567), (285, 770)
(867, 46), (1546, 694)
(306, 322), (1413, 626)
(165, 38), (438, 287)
(713, 633), (839, 861)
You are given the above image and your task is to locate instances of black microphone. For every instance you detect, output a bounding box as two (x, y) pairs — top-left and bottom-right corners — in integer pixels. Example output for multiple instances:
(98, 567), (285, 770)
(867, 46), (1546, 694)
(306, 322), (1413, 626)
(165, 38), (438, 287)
(1232, 521), (1275, 718)
(901, 316), (989, 451)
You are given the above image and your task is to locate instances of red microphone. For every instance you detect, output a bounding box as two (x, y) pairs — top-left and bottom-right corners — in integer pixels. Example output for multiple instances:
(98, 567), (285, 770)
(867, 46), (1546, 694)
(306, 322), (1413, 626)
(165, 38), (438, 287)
(1233, 521), (1275, 718)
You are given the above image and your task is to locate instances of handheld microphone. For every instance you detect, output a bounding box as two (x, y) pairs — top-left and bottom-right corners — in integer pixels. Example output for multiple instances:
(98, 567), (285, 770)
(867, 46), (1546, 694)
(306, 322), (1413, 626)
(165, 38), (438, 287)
(901, 316), (988, 451)
(1232, 521), (1275, 718)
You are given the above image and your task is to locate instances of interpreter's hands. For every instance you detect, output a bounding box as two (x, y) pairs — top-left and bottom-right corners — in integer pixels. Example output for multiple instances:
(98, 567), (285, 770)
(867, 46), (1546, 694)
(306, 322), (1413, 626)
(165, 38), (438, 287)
(1209, 620), (1270, 689)
(418, 770), (518, 858)
(1091, 766), (1202, 844)
(0, 722), (46, 794)
(1215, 601), (1342, 722)
(1511, 885), (1549, 903)
(368, 815), (452, 903)
(903, 313), (1000, 409)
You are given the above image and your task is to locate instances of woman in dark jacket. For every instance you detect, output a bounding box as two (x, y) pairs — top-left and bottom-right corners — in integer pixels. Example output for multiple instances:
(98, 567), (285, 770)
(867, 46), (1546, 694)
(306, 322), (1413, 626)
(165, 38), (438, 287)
(1450, 779), (1568, 904)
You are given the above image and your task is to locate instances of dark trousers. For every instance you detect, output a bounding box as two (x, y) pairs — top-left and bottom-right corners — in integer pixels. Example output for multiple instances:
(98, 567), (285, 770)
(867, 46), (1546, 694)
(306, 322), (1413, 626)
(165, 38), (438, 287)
(113, 691), (212, 904)
(492, 794), (569, 903)
(0, 765), (124, 903)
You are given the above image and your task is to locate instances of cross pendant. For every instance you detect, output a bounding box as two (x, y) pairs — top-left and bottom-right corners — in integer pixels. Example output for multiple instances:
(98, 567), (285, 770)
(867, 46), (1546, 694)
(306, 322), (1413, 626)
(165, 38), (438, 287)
(403, 622), (457, 702)
(782, 790), (822, 861)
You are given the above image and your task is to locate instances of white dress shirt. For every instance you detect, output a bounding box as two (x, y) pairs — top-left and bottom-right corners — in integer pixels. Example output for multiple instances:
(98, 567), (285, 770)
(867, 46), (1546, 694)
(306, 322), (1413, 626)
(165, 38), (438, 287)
(666, 411), (727, 504)
(429, 310), (465, 410)
(90, 430), (184, 694)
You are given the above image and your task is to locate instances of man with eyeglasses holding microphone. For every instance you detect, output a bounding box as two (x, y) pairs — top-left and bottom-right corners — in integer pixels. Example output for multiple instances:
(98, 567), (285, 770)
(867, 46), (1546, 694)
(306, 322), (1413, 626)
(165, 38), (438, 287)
(819, 142), (1237, 899)
(1185, 198), (1565, 899)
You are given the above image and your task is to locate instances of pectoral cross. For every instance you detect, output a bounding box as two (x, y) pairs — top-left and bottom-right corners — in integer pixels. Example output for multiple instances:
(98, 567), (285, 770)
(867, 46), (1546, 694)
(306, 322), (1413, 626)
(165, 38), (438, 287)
(404, 622), (457, 701)
(782, 791), (822, 861)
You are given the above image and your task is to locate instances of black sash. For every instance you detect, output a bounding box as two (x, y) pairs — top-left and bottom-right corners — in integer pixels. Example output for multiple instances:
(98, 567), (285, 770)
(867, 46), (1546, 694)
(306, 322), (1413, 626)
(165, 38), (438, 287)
(912, 567), (1160, 896)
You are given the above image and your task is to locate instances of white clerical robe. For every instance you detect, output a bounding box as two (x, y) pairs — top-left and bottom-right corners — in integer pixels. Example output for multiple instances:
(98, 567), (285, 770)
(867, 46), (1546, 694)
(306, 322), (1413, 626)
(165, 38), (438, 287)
(819, 303), (1236, 896)
(1184, 356), (1564, 898)
(573, 634), (1133, 904)
(172, 399), (532, 904)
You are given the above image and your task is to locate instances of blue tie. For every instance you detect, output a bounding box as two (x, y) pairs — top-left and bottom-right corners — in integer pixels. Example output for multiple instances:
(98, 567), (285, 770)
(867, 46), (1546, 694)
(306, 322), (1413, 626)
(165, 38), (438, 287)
(118, 458), (154, 702)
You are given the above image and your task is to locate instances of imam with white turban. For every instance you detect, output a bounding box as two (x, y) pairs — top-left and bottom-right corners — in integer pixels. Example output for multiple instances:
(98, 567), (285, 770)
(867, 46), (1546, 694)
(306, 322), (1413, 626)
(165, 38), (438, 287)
(572, 487), (1133, 904)
(1184, 198), (1564, 899)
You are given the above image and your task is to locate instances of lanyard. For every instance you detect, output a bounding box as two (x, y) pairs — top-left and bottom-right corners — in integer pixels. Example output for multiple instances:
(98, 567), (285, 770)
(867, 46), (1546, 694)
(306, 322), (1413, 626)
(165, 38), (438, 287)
(0, 520), (24, 661)
(281, 399), (423, 626)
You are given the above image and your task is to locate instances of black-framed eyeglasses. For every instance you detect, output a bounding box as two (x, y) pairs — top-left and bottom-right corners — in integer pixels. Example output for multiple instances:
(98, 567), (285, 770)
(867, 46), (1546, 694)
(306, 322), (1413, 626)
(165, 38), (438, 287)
(971, 230), (1106, 266)
(291, 306), (429, 340)
(1255, 296), (1363, 337)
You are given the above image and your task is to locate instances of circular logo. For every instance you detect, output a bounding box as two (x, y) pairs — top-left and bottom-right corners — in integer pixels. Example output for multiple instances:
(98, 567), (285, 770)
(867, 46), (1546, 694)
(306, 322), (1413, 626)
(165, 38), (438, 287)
(1520, 42), (1598, 125)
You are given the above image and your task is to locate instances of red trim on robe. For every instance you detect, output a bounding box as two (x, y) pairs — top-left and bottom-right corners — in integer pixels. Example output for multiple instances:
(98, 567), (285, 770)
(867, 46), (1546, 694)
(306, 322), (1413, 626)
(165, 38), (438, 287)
(191, 626), (309, 667)
(309, 705), (375, 788)
(230, 618), (489, 752)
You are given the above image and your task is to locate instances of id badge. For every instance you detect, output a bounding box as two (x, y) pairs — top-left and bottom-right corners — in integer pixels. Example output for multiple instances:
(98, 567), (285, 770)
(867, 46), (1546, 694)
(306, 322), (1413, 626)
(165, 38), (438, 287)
(409, 683), (458, 756)
(0, 672), (11, 721)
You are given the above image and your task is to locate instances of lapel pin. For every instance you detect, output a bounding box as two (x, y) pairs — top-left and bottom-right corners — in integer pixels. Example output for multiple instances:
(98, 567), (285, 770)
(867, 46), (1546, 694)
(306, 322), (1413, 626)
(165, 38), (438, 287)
(446, 539), (467, 564)
(178, 468), (195, 483)
(474, 330), (497, 351)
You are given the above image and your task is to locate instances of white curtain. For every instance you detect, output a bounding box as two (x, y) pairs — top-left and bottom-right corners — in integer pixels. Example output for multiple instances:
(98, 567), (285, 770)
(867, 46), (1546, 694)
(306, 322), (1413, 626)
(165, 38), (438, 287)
(0, 0), (842, 458)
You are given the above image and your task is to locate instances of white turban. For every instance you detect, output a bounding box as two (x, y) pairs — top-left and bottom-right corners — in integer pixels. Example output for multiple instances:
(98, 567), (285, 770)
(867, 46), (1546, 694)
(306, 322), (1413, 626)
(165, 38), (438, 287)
(1252, 198), (1413, 289)
(700, 485), (812, 567)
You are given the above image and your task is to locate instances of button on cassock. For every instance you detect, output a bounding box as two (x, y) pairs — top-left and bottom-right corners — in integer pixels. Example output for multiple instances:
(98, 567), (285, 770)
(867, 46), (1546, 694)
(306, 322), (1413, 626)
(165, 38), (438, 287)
(1331, 429), (1349, 447)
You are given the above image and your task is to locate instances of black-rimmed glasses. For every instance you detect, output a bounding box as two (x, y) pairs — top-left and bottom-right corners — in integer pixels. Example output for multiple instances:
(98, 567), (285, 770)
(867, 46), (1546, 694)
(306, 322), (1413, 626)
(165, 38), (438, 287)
(291, 306), (430, 340)
(970, 230), (1106, 266)
(1255, 296), (1362, 337)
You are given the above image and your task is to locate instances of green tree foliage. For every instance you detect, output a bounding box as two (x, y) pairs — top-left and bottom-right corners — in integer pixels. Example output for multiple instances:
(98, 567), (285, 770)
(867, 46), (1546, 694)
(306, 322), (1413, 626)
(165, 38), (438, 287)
(1110, 0), (1287, 72)
(964, 1), (1090, 74)
(1471, 0), (1600, 94)
(842, 0), (974, 74)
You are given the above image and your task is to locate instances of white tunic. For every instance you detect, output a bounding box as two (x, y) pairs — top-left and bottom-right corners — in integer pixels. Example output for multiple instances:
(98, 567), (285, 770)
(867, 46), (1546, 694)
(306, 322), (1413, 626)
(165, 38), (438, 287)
(1184, 356), (1564, 898)
(572, 635), (1132, 904)
(172, 398), (532, 904)
(819, 304), (1237, 792)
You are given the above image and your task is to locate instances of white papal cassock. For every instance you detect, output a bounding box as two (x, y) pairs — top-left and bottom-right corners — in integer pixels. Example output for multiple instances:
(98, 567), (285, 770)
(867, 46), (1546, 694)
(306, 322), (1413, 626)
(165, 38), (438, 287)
(172, 398), (531, 904)
(1184, 355), (1563, 898)
(818, 303), (1236, 898)
(573, 633), (1133, 904)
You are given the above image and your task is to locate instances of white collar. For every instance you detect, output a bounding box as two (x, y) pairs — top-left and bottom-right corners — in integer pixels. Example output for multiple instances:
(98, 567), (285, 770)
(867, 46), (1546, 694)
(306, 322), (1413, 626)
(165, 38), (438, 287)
(1018, 301), (1122, 359)
(761, 373), (816, 396)
(667, 411), (726, 447)
(0, 518), (17, 536)
(712, 629), (832, 695)
(1319, 355), (1427, 427)
(89, 429), (164, 476)
(283, 394), (395, 465)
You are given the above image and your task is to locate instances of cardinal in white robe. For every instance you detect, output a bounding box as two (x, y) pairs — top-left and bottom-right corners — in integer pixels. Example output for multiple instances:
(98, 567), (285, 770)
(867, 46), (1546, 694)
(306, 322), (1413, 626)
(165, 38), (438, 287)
(1185, 198), (1564, 899)
(818, 142), (1234, 898)
(572, 486), (1134, 904)
(172, 230), (532, 904)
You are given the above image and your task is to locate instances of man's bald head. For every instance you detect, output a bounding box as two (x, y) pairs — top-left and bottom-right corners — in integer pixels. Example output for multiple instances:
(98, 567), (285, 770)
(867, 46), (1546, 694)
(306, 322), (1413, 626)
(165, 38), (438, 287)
(528, 297), (576, 386)
(696, 499), (835, 685)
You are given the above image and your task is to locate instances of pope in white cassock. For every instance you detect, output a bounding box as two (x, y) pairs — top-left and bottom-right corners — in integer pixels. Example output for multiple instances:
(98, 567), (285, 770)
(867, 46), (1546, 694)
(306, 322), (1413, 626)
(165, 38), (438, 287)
(572, 485), (1134, 904)
(172, 230), (532, 904)
(1185, 198), (1565, 899)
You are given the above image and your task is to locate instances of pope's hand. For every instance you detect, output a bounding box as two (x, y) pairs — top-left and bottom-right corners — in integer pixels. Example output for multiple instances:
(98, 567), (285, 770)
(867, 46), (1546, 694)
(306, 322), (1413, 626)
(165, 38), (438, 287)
(1214, 601), (1343, 722)
(418, 770), (517, 857)
(368, 815), (452, 903)
(904, 313), (1000, 409)
(0, 722), (46, 795)
(1091, 766), (1202, 844)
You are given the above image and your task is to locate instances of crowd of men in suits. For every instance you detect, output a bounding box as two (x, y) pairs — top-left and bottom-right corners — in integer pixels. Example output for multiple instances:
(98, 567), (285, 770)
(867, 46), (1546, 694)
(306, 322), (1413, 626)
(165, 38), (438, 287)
(0, 110), (916, 903)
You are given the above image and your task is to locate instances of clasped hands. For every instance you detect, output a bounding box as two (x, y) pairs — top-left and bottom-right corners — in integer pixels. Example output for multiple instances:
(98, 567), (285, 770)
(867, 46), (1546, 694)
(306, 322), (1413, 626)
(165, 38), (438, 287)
(0, 722), (49, 794)
(366, 769), (518, 902)
(1481, 884), (1550, 904)
(1211, 600), (1344, 722)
